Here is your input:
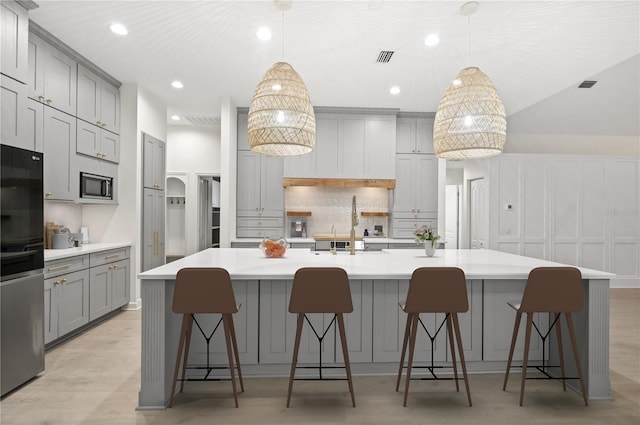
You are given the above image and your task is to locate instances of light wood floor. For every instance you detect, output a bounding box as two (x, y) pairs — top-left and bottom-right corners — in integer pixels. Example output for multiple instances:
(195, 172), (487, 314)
(1, 289), (638, 425)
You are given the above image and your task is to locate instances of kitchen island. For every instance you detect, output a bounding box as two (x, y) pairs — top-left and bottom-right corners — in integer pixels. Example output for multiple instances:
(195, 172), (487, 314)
(137, 248), (613, 409)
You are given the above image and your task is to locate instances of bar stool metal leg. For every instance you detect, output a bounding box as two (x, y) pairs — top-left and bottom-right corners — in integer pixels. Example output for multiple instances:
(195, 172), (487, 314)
(554, 313), (566, 391)
(222, 314), (239, 408)
(503, 310), (523, 391)
(452, 313), (472, 406)
(337, 313), (356, 407)
(566, 313), (589, 406)
(287, 313), (305, 408)
(395, 312), (412, 391)
(446, 314), (460, 392)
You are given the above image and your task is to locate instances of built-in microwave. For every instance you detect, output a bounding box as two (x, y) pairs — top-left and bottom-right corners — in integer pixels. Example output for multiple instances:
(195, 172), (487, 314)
(80, 172), (113, 200)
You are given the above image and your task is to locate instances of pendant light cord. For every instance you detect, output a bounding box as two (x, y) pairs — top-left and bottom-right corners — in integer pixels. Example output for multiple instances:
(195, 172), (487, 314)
(281, 10), (285, 60)
(467, 14), (471, 67)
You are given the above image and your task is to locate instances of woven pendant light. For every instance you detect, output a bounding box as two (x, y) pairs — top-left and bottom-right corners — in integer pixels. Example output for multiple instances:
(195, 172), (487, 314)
(248, 61), (316, 156)
(433, 2), (506, 159)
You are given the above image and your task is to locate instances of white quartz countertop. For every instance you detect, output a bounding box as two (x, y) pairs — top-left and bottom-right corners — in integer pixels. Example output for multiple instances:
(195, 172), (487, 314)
(232, 237), (417, 244)
(139, 248), (614, 281)
(44, 242), (131, 262)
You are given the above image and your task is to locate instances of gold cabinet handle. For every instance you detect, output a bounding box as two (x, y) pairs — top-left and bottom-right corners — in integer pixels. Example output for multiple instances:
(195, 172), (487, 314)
(104, 254), (120, 260)
(48, 263), (72, 272)
(38, 95), (45, 101)
(45, 192), (52, 197)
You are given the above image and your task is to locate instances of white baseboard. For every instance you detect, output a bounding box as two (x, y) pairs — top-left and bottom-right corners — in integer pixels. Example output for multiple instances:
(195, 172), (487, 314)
(127, 298), (142, 310)
(610, 277), (640, 289)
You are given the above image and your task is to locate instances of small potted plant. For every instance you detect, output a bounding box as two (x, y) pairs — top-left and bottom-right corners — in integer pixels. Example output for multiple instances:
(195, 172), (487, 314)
(414, 225), (440, 257)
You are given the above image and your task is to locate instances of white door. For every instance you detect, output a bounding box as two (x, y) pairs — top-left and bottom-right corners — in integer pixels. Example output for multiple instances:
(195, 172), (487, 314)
(445, 185), (460, 249)
(469, 178), (486, 249)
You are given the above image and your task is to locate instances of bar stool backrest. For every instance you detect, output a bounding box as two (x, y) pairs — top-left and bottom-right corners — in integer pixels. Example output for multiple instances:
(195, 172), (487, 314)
(404, 267), (468, 313)
(520, 267), (583, 313)
(173, 267), (238, 314)
(289, 267), (353, 313)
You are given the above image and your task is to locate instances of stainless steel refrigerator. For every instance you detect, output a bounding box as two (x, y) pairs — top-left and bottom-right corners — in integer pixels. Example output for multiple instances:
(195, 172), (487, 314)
(1, 144), (45, 397)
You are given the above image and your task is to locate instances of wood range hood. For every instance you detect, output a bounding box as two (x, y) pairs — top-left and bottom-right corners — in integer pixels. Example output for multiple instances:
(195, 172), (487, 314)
(282, 178), (396, 190)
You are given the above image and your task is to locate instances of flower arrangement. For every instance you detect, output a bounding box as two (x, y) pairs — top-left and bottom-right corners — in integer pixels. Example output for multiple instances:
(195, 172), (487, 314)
(414, 225), (440, 248)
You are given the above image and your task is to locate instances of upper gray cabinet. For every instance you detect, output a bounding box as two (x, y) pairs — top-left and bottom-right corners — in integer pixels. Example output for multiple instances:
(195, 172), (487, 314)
(0, 1), (29, 83)
(0, 74), (29, 150)
(396, 116), (434, 154)
(143, 133), (166, 190)
(283, 111), (396, 179)
(27, 32), (77, 116)
(76, 117), (120, 163)
(77, 64), (120, 134)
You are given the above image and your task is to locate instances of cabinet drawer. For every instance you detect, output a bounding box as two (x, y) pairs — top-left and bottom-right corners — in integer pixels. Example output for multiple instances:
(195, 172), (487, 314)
(237, 217), (284, 228)
(392, 218), (437, 230)
(45, 255), (89, 279)
(90, 247), (130, 267)
(391, 211), (438, 220)
(388, 242), (420, 249)
(236, 227), (285, 238)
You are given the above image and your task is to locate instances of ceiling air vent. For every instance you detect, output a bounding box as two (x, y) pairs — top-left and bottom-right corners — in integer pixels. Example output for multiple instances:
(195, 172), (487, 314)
(376, 50), (395, 63)
(183, 115), (221, 126)
(578, 80), (597, 88)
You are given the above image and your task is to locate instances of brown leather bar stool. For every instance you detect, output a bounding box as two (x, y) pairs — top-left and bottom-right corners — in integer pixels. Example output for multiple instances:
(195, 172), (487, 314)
(503, 266), (588, 406)
(286, 267), (356, 408)
(396, 267), (472, 407)
(169, 267), (244, 408)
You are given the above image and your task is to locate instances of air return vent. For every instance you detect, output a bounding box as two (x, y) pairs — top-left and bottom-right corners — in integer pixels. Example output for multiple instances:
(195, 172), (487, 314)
(183, 115), (221, 126)
(578, 80), (597, 88)
(376, 50), (395, 63)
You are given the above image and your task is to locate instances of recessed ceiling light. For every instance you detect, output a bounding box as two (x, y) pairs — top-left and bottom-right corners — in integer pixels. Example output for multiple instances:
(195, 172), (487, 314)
(424, 34), (440, 47)
(171, 81), (184, 89)
(256, 27), (272, 41)
(171, 115), (180, 121)
(390, 86), (400, 95)
(109, 23), (128, 36)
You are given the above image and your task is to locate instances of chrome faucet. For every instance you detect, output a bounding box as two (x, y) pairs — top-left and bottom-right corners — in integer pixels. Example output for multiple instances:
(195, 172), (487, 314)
(349, 195), (358, 255)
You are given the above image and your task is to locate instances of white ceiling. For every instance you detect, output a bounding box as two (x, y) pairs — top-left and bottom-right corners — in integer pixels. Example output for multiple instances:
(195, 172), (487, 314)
(29, 1), (639, 134)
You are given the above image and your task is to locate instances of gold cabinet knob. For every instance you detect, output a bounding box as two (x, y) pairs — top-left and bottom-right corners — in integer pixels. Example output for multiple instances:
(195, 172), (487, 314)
(46, 98), (53, 104)
(45, 192), (52, 197)
(53, 280), (60, 285)
(38, 95), (45, 101)
(61, 278), (67, 284)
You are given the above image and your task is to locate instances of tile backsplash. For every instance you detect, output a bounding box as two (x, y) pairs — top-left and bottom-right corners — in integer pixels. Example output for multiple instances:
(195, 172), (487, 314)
(284, 187), (390, 238)
(44, 202), (83, 234)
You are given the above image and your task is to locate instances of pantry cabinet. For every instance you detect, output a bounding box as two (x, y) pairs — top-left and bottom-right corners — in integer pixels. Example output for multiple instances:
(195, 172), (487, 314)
(143, 133), (166, 190)
(142, 188), (165, 271)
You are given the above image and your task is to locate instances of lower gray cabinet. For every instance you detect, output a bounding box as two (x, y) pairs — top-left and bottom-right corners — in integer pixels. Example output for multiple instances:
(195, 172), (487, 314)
(89, 259), (129, 320)
(44, 269), (90, 345)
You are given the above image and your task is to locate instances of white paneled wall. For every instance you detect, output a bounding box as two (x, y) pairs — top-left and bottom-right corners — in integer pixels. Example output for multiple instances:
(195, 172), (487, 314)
(489, 154), (639, 287)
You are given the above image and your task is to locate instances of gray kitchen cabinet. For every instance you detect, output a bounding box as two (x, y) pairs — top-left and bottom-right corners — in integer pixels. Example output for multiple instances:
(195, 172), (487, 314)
(27, 31), (77, 116)
(483, 280), (547, 362)
(237, 150), (284, 237)
(89, 258), (130, 320)
(372, 279), (481, 363)
(396, 116), (434, 154)
(364, 242), (388, 251)
(283, 112), (396, 179)
(0, 74), (29, 150)
(1, 1), (29, 83)
(142, 188), (165, 271)
(44, 268), (90, 345)
(237, 112), (249, 150)
(24, 98), (44, 152)
(188, 280), (259, 366)
(391, 153), (438, 238)
(259, 280), (336, 365)
(74, 151), (118, 204)
(143, 133), (166, 190)
(77, 118), (120, 163)
(77, 63), (120, 134)
(43, 107), (77, 201)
